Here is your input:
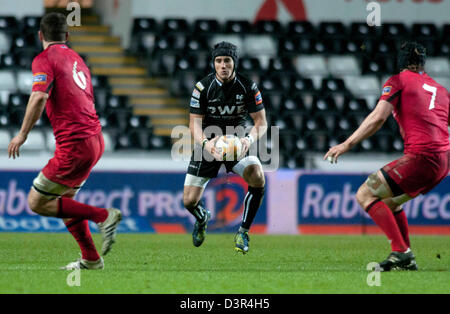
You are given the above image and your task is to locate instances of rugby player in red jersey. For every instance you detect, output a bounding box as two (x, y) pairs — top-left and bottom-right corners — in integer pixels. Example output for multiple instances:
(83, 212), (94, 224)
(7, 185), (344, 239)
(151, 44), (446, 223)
(324, 42), (450, 271)
(8, 13), (121, 270)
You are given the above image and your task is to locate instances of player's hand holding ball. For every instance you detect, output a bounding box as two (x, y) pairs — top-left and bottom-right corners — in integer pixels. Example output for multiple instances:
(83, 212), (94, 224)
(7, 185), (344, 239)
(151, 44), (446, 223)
(203, 136), (224, 161)
(324, 142), (351, 164)
(211, 135), (244, 161)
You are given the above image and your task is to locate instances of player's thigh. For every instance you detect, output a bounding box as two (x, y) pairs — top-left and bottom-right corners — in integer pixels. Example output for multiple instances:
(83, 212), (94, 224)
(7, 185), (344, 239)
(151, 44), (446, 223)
(183, 174), (210, 208)
(356, 171), (392, 209)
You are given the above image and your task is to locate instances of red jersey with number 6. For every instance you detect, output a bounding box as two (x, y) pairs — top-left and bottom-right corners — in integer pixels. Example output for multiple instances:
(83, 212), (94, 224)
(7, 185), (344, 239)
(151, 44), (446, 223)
(31, 43), (101, 144)
(380, 70), (450, 155)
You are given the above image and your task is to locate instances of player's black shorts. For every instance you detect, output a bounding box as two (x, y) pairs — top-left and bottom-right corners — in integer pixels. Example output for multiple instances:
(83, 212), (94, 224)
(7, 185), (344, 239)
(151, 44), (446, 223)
(187, 148), (240, 178)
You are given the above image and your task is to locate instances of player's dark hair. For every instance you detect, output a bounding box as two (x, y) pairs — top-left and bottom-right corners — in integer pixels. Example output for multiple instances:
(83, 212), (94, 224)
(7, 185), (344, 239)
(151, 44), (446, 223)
(212, 41), (239, 72)
(40, 12), (68, 42)
(397, 41), (426, 71)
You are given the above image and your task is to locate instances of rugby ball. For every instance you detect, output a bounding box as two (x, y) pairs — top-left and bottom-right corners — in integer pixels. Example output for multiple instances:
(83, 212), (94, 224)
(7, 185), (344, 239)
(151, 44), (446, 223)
(215, 135), (243, 161)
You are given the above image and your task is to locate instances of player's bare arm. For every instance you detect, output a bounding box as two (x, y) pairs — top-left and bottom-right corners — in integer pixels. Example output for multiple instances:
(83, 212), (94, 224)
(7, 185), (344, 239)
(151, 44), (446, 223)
(8, 91), (48, 159)
(189, 113), (222, 161)
(324, 100), (393, 163)
(241, 109), (268, 156)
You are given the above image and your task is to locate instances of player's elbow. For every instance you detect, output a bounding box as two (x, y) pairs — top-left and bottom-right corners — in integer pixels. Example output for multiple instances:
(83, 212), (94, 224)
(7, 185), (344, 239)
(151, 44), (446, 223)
(30, 92), (49, 106)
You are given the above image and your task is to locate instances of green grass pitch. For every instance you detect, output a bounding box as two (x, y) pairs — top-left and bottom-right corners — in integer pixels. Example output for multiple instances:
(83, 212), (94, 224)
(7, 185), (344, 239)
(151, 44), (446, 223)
(0, 233), (449, 294)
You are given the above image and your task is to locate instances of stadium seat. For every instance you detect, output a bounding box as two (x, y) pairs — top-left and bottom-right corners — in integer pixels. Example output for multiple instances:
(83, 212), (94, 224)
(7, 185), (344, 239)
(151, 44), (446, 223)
(320, 78), (347, 94)
(328, 55), (360, 76)
(8, 93), (28, 109)
(193, 19), (221, 35)
(0, 16), (18, 33)
(294, 55), (328, 77)
(242, 35), (277, 57)
(433, 77), (450, 90)
(0, 53), (16, 69)
(21, 129), (46, 151)
(286, 21), (315, 38)
(162, 18), (190, 34)
(350, 22), (377, 39)
(184, 36), (210, 53)
(224, 20), (252, 34)
(102, 130), (116, 152)
(21, 16), (41, 34)
(254, 20), (283, 35)
(15, 50), (39, 69)
(425, 58), (450, 77)
(0, 31), (11, 54)
(318, 22), (347, 39)
(16, 70), (33, 94)
(44, 128), (55, 152)
(290, 77), (316, 94)
(343, 75), (380, 97)
(0, 129), (10, 150)
(132, 18), (159, 34)
(239, 56), (263, 73)
(0, 70), (17, 104)
(266, 57), (295, 74)
(412, 23), (439, 40)
(380, 23), (410, 40)
(148, 135), (172, 150)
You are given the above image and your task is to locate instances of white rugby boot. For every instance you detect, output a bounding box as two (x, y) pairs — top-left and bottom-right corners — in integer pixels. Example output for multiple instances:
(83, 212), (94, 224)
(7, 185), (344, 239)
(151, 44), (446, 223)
(97, 208), (122, 255)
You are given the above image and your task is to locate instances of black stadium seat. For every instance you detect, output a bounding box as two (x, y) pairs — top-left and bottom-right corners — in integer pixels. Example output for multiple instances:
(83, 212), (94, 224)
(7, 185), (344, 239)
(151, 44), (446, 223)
(224, 20), (252, 34)
(193, 19), (221, 35)
(254, 20), (283, 35)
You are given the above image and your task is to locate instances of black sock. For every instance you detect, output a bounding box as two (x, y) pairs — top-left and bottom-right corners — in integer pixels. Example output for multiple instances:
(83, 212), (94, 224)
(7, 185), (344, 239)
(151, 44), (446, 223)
(241, 186), (265, 230)
(188, 203), (207, 223)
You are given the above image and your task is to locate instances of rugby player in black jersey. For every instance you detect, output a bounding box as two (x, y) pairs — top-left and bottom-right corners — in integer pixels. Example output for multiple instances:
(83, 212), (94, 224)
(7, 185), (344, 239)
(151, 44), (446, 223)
(183, 42), (268, 254)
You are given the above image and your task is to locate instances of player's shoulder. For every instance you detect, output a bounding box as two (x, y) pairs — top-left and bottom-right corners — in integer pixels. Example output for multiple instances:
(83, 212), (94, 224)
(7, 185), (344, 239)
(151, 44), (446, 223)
(424, 73), (448, 92)
(194, 73), (215, 93)
(235, 73), (259, 93)
(32, 49), (49, 66)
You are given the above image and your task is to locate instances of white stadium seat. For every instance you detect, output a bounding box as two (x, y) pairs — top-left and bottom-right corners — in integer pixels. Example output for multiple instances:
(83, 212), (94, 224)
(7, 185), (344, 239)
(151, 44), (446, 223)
(242, 35), (277, 56)
(425, 58), (450, 77)
(295, 55), (328, 77)
(0, 70), (17, 91)
(0, 31), (11, 54)
(21, 130), (46, 151)
(343, 75), (380, 96)
(102, 131), (115, 153)
(16, 71), (33, 94)
(0, 70), (17, 104)
(44, 129), (56, 152)
(0, 129), (11, 150)
(328, 55), (360, 76)
(433, 77), (450, 90)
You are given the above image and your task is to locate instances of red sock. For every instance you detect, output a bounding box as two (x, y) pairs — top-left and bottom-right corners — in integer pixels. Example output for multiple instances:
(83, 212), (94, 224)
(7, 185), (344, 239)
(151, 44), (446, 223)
(366, 200), (408, 252)
(394, 210), (410, 248)
(58, 198), (108, 224)
(65, 219), (100, 261)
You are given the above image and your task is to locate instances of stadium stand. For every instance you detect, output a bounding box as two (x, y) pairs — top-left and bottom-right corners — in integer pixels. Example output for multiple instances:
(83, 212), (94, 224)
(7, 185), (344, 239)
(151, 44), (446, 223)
(0, 14), (449, 168)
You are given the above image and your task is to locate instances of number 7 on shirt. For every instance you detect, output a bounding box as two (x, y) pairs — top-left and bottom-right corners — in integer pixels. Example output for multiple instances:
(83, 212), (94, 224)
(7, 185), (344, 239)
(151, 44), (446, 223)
(423, 83), (437, 110)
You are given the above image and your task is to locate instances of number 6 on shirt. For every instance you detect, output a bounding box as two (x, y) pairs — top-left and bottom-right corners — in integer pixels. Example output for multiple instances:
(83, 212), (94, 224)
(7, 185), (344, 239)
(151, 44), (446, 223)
(423, 83), (437, 110)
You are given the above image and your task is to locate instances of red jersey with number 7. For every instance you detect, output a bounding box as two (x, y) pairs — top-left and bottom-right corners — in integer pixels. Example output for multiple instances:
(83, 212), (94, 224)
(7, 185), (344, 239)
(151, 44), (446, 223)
(380, 70), (450, 155)
(31, 43), (101, 144)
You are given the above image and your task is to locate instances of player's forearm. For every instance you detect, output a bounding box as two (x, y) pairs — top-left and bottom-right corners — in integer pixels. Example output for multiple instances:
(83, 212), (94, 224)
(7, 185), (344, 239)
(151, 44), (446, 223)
(190, 116), (207, 145)
(248, 119), (268, 142)
(345, 113), (385, 149)
(19, 92), (47, 137)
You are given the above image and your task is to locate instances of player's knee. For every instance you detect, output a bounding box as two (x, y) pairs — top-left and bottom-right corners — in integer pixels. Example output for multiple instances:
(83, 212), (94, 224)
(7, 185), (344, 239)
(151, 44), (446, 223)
(243, 165), (265, 187)
(183, 195), (198, 210)
(356, 184), (376, 210)
(27, 191), (43, 214)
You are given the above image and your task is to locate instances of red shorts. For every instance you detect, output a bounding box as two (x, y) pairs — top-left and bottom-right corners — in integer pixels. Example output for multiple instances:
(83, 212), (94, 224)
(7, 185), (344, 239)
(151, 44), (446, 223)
(382, 151), (450, 198)
(42, 132), (105, 188)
